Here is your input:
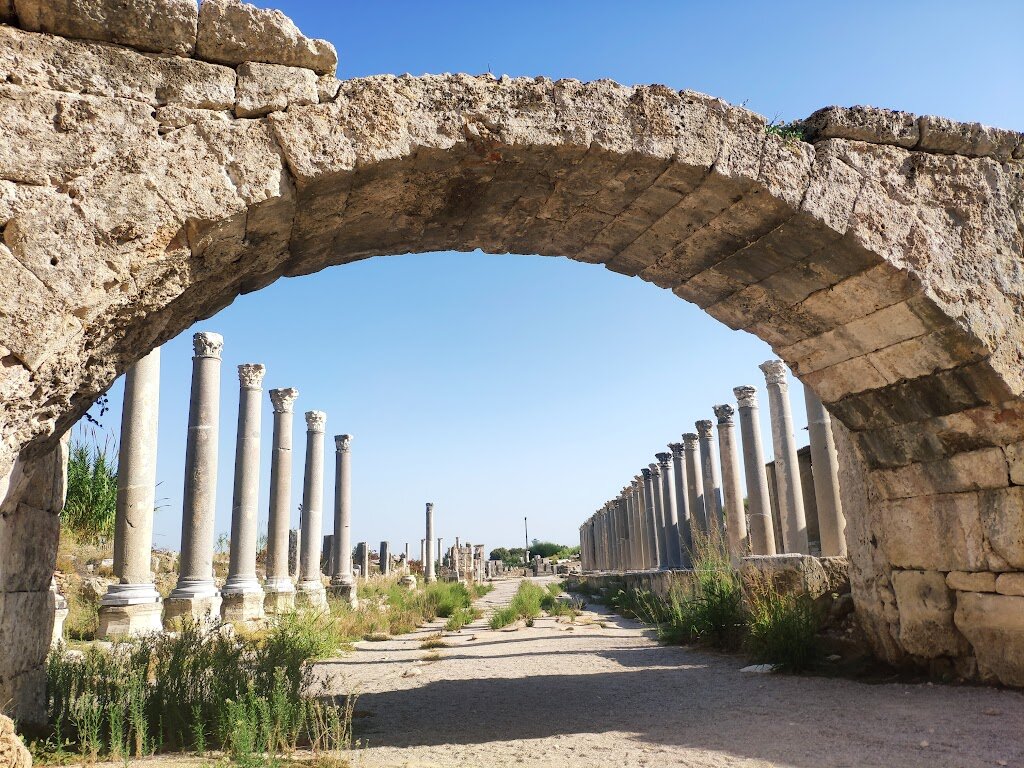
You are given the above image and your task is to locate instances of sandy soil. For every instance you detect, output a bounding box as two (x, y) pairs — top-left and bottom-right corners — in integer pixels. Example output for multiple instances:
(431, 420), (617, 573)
(314, 576), (1024, 768)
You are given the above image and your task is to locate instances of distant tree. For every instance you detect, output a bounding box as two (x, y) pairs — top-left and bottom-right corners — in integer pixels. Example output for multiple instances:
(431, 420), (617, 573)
(489, 547), (527, 566)
(528, 540), (565, 559)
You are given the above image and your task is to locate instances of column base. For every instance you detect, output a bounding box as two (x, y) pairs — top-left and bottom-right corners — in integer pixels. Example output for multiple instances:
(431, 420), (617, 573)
(163, 594), (222, 628)
(295, 581), (328, 610)
(98, 600), (164, 638)
(264, 589), (296, 614)
(329, 581), (358, 609)
(221, 591), (266, 624)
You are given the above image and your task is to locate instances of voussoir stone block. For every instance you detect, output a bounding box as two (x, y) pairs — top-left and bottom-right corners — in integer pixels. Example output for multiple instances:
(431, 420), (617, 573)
(954, 591), (1024, 686)
(803, 105), (920, 148)
(13, 0), (199, 56)
(197, 0), (337, 75)
(946, 570), (997, 593)
(917, 114), (1019, 162)
(235, 61), (318, 118)
(891, 569), (968, 658)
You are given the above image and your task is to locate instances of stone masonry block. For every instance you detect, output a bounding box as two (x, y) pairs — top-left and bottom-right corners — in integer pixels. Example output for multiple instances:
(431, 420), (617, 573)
(954, 592), (1024, 686)
(891, 569), (968, 658)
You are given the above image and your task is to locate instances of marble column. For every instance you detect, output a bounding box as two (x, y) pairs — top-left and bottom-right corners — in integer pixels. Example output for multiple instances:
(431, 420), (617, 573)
(404, 543), (410, 572)
(760, 360), (809, 554)
(629, 479), (645, 569)
(733, 386), (776, 556)
(437, 537), (444, 571)
(420, 538), (426, 572)
(425, 504), (436, 583)
(624, 487), (638, 569)
(167, 332), (223, 624)
(696, 420), (725, 538)
(668, 443), (693, 568)
(99, 347), (163, 636)
(296, 410), (328, 607)
(454, 536), (462, 579)
(649, 463), (669, 569)
(656, 452), (682, 569)
(804, 386), (847, 556)
(264, 388), (298, 611)
(713, 404), (748, 562)
(682, 433), (707, 537)
(357, 542), (370, 579)
(222, 363), (266, 623)
(379, 541), (391, 576)
(330, 434), (356, 606)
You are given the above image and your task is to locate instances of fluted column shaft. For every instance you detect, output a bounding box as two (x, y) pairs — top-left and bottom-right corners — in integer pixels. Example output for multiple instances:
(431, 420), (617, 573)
(804, 386), (847, 556)
(425, 504), (436, 583)
(668, 444), (693, 567)
(170, 332), (222, 604)
(656, 453), (682, 568)
(641, 468), (659, 568)
(682, 434), (707, 537)
(760, 360), (809, 554)
(650, 464), (668, 568)
(297, 410), (328, 604)
(266, 388), (298, 594)
(713, 405), (748, 561)
(696, 421), (725, 537)
(224, 364), (265, 599)
(734, 386), (776, 556)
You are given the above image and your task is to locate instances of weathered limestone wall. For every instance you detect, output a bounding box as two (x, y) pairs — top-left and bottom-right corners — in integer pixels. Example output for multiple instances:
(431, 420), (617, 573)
(0, 0), (1022, 689)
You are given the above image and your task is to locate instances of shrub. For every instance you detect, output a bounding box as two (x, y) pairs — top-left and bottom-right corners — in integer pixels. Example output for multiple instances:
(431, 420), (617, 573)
(489, 581), (546, 629)
(745, 575), (820, 672)
(63, 436), (119, 545)
(444, 607), (479, 632)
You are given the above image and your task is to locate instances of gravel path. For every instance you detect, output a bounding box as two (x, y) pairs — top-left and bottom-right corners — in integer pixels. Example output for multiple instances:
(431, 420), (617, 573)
(315, 577), (1024, 768)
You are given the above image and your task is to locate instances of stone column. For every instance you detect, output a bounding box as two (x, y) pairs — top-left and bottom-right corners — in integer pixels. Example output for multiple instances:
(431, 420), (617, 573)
(804, 386), (847, 556)
(99, 347), (162, 636)
(656, 452), (682, 569)
(296, 410), (328, 607)
(668, 443), (693, 567)
(629, 479), (644, 568)
(167, 332), (223, 623)
(454, 536), (462, 579)
(624, 487), (638, 569)
(437, 537), (443, 570)
(424, 503), (436, 583)
(713, 404), (748, 562)
(420, 538), (426, 572)
(760, 360), (809, 554)
(222, 363), (266, 623)
(404, 543), (410, 572)
(733, 386), (776, 556)
(696, 420), (725, 538)
(682, 433), (707, 537)
(329, 434), (356, 605)
(640, 468), (659, 568)
(264, 388), (298, 612)
(379, 541), (391, 576)
(649, 463), (669, 569)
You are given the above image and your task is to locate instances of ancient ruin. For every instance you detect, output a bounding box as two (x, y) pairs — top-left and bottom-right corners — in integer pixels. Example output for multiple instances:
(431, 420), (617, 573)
(1, 0), (1024, 735)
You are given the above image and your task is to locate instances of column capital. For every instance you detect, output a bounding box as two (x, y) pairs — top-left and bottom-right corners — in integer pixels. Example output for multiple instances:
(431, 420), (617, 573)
(713, 403), (735, 425)
(305, 410), (327, 432)
(633, 475), (643, 484)
(237, 363), (265, 390)
(733, 385), (758, 408)
(655, 451), (672, 468)
(641, 467), (652, 480)
(682, 432), (699, 449)
(668, 442), (684, 458)
(270, 387), (299, 412)
(649, 462), (661, 477)
(426, 502), (434, 512)
(193, 331), (223, 359)
(759, 359), (789, 386)
(695, 419), (714, 439)
(335, 434), (353, 452)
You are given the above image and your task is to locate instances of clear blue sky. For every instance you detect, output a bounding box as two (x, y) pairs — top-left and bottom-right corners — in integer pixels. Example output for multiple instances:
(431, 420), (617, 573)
(75, 1), (1023, 555)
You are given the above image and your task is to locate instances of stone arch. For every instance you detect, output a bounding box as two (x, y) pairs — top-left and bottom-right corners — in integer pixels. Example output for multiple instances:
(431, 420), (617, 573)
(2, 0), (1024, 710)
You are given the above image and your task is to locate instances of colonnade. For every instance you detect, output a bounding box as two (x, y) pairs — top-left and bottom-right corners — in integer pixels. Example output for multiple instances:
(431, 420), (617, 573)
(579, 360), (847, 572)
(98, 332), (358, 634)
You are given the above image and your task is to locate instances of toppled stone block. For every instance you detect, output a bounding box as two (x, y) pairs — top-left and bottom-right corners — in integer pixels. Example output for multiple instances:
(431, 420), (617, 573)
(946, 570), (997, 592)
(892, 569), (968, 658)
(13, 0), (199, 56)
(0, 713), (31, 768)
(918, 115), (1019, 162)
(235, 61), (317, 118)
(954, 592), (1024, 686)
(740, 554), (847, 599)
(197, 0), (336, 75)
(803, 105), (919, 148)
(996, 572), (1024, 596)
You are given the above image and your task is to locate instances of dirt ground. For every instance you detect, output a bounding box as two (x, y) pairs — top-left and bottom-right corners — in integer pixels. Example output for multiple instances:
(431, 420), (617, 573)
(314, 576), (1024, 768)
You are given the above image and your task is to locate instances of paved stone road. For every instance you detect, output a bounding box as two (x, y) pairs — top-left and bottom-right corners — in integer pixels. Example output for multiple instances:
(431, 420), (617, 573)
(316, 577), (1024, 768)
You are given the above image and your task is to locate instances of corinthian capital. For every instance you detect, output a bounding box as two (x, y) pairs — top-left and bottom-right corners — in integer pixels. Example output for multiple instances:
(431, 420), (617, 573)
(237, 363), (265, 389)
(270, 387), (298, 413)
(649, 462), (660, 477)
(682, 432), (699, 450)
(655, 451), (672, 468)
(193, 331), (223, 359)
(733, 385), (758, 409)
(759, 359), (789, 387)
(305, 410), (327, 432)
(335, 434), (353, 452)
(641, 467), (652, 480)
(668, 442), (684, 458)
(695, 419), (714, 439)
(712, 404), (734, 425)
